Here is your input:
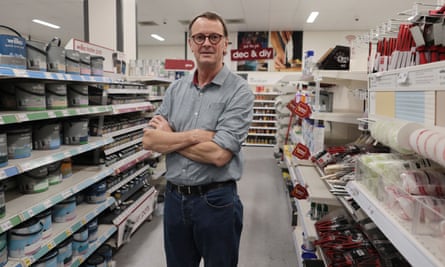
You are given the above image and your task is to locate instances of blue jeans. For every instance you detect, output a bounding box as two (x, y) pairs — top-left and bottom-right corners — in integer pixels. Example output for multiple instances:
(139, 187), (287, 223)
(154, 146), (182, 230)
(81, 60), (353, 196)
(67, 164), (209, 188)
(164, 182), (243, 267)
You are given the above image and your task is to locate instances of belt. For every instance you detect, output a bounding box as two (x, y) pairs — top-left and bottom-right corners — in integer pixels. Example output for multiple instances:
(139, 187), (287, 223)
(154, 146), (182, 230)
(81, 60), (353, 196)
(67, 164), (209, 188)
(167, 180), (236, 195)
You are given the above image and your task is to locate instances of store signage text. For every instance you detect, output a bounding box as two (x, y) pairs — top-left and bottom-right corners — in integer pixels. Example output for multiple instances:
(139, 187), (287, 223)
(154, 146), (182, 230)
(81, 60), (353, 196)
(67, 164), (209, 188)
(164, 59), (195, 70)
(230, 48), (273, 61)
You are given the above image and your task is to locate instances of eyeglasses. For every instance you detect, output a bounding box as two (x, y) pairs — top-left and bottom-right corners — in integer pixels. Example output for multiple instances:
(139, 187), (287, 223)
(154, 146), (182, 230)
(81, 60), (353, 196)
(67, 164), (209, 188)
(190, 33), (224, 45)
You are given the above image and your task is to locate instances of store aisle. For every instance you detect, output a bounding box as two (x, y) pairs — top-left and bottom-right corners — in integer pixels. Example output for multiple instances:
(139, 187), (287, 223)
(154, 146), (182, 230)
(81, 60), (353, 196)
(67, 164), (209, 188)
(113, 146), (298, 267)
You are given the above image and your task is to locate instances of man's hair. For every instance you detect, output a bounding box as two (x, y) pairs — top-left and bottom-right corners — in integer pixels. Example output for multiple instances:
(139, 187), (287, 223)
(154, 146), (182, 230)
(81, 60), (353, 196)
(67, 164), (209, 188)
(188, 11), (228, 37)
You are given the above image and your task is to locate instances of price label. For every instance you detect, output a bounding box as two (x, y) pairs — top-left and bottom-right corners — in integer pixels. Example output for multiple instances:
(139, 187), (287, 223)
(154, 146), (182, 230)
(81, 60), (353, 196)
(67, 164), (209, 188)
(47, 241), (56, 250)
(1, 220), (13, 232)
(65, 229), (72, 236)
(24, 257), (32, 266)
(0, 116), (4, 124)
(43, 199), (52, 208)
(28, 209), (34, 217)
(47, 111), (56, 118)
(16, 113), (29, 122)
(13, 69), (29, 77)
(62, 190), (72, 199)
(82, 219), (87, 225)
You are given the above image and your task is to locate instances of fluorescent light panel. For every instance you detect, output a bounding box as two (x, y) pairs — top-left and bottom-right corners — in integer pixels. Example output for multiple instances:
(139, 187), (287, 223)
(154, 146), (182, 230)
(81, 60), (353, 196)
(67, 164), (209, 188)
(32, 19), (60, 29)
(306, 11), (319, 23)
(151, 34), (165, 41)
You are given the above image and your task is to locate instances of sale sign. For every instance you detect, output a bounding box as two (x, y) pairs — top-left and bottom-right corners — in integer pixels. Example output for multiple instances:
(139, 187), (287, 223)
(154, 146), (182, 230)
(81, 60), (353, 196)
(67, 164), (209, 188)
(230, 48), (273, 61)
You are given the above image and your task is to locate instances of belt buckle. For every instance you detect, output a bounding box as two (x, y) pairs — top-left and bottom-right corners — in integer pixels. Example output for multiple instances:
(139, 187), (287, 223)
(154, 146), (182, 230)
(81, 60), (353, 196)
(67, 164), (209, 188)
(178, 185), (191, 195)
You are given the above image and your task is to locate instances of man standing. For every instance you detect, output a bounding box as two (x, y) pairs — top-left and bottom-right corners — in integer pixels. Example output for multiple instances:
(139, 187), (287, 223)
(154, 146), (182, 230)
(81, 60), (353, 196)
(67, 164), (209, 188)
(143, 11), (254, 267)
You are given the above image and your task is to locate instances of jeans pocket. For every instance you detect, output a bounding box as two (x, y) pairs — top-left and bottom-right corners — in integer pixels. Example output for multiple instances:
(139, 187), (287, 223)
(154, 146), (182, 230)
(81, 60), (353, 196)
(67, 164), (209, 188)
(204, 187), (234, 208)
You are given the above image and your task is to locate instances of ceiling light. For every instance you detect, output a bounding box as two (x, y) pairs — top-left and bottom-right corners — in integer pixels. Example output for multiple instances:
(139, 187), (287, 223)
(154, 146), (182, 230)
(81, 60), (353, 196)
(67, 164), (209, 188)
(150, 34), (165, 41)
(32, 19), (60, 29)
(306, 12), (319, 23)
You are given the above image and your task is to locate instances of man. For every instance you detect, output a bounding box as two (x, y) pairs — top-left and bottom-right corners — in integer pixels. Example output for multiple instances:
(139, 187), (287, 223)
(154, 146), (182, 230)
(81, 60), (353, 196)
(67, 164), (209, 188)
(142, 11), (254, 267)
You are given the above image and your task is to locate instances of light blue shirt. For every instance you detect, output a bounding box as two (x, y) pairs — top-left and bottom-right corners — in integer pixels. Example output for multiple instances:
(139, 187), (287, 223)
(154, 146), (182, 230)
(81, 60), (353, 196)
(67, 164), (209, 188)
(155, 65), (254, 185)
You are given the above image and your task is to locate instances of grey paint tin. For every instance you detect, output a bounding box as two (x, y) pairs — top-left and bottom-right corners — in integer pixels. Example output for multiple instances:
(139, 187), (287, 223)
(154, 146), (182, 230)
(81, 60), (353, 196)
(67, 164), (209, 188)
(26, 40), (47, 71)
(63, 119), (89, 145)
(45, 83), (67, 109)
(67, 84), (88, 107)
(15, 82), (46, 111)
(33, 122), (61, 150)
(65, 49), (80, 74)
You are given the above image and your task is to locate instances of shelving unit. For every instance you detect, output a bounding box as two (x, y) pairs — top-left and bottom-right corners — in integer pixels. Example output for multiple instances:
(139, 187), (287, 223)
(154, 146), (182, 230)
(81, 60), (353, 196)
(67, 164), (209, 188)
(0, 66), (168, 266)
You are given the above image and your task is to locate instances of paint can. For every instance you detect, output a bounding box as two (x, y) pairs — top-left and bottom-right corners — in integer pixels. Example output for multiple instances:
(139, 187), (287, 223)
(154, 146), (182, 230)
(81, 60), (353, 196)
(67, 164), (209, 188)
(35, 209), (53, 240)
(14, 82), (46, 111)
(72, 226), (89, 256)
(56, 237), (73, 267)
(90, 56), (105, 76)
(0, 133), (7, 167)
(85, 180), (107, 204)
(33, 122), (61, 150)
(80, 53), (91, 75)
(7, 127), (32, 159)
(65, 49), (80, 74)
(0, 232), (7, 267)
(33, 249), (58, 267)
(26, 39), (47, 71)
(0, 25), (26, 69)
(67, 84), (88, 107)
(18, 165), (49, 194)
(45, 83), (67, 109)
(46, 37), (65, 73)
(63, 119), (89, 145)
(8, 218), (43, 258)
(47, 161), (62, 185)
(52, 196), (77, 223)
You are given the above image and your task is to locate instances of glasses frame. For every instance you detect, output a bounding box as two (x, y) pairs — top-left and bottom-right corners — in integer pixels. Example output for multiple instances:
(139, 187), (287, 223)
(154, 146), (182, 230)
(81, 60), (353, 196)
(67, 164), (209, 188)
(190, 33), (224, 45)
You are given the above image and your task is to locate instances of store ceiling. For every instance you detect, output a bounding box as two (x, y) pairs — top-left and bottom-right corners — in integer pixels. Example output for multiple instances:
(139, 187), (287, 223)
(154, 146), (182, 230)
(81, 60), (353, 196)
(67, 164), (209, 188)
(0, 0), (438, 48)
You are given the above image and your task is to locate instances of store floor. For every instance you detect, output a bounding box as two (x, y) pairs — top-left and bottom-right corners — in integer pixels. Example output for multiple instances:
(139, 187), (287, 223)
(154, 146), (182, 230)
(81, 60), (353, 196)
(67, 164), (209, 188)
(113, 146), (298, 267)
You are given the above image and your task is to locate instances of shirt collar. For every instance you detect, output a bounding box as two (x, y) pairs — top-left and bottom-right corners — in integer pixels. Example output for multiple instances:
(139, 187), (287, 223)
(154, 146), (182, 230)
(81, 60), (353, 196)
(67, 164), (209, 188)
(192, 64), (229, 88)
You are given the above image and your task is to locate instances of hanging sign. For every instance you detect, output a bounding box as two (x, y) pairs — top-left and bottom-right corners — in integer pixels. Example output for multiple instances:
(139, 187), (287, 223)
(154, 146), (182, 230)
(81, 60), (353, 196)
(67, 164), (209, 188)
(291, 184), (309, 199)
(230, 48), (273, 61)
(287, 100), (312, 118)
(164, 59), (195, 70)
(292, 143), (311, 160)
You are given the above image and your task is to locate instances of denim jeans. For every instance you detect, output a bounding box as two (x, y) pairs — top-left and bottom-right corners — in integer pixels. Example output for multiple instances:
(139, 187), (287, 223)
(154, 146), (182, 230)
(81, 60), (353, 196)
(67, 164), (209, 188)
(164, 182), (243, 267)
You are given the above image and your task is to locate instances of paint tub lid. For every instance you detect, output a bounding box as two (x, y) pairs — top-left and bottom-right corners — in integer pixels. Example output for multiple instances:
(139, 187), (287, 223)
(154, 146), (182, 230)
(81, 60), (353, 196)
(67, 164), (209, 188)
(35, 248), (58, 263)
(86, 254), (105, 265)
(11, 218), (43, 235)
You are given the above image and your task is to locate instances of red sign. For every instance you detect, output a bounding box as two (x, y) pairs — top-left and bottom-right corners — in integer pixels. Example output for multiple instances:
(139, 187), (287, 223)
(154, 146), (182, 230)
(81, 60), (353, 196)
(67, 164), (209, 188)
(286, 99), (298, 114)
(230, 48), (273, 61)
(294, 102), (312, 118)
(164, 59), (195, 70)
(292, 143), (311, 160)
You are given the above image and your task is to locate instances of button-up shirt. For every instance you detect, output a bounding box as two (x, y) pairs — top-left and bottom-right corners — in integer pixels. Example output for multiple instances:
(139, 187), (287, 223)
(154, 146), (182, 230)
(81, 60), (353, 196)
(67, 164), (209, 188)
(155, 65), (254, 185)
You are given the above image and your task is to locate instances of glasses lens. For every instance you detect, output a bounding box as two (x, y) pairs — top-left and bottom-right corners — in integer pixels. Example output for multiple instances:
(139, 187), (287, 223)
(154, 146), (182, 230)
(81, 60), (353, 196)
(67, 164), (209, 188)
(192, 34), (222, 45)
(209, 34), (221, 44)
(194, 34), (205, 44)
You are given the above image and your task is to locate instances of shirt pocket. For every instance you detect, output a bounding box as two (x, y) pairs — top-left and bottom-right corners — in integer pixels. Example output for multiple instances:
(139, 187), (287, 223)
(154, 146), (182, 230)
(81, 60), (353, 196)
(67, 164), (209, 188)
(198, 102), (225, 130)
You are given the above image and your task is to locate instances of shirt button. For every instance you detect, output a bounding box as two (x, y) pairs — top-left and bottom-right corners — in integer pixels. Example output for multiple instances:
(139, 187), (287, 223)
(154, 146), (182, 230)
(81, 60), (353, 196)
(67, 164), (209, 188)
(182, 169), (186, 172)
(194, 112), (198, 116)
(199, 93), (203, 96)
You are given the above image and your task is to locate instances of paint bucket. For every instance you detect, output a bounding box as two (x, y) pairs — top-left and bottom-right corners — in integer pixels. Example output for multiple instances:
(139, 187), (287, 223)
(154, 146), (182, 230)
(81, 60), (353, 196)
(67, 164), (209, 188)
(85, 254), (106, 267)
(14, 82), (46, 111)
(87, 218), (98, 243)
(26, 39), (47, 71)
(45, 83), (67, 109)
(72, 226), (89, 256)
(67, 84), (88, 107)
(33, 249), (58, 267)
(96, 244), (112, 265)
(8, 218), (43, 258)
(61, 158), (73, 179)
(18, 165), (49, 194)
(35, 209), (53, 240)
(33, 122), (61, 150)
(85, 180), (107, 204)
(65, 49), (80, 74)
(47, 161), (62, 185)
(57, 237), (73, 267)
(7, 127), (32, 159)
(63, 119), (89, 145)
(90, 56), (105, 76)
(0, 184), (5, 219)
(0, 232), (7, 267)
(46, 37), (65, 73)
(52, 196), (77, 223)
(0, 84), (17, 110)
(0, 133), (7, 167)
(80, 53), (91, 75)
(0, 25), (26, 69)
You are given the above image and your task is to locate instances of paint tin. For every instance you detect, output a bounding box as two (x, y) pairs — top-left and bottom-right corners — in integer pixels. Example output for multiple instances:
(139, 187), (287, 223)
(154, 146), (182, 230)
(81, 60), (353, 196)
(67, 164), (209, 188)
(96, 244), (112, 265)
(46, 37), (65, 73)
(52, 196), (77, 223)
(0, 232), (7, 267)
(7, 127), (32, 159)
(45, 83), (67, 109)
(90, 56), (105, 76)
(80, 53), (91, 75)
(0, 84), (17, 110)
(35, 209), (53, 240)
(0, 133), (7, 167)
(0, 184), (5, 219)
(0, 25), (26, 69)
(87, 218), (98, 243)
(85, 254), (105, 267)
(26, 39), (47, 71)
(47, 161), (62, 185)
(33, 122), (61, 150)
(67, 84), (88, 107)
(18, 165), (49, 194)
(61, 158), (73, 179)
(65, 49), (80, 74)
(15, 82), (46, 111)
(8, 218), (43, 258)
(57, 237), (73, 267)
(33, 249), (58, 267)
(72, 226), (89, 256)
(63, 119), (89, 145)
(85, 180), (107, 204)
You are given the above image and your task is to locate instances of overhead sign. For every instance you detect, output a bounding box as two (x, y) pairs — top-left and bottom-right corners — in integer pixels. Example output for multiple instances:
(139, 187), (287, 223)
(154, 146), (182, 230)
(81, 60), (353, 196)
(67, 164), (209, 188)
(230, 48), (273, 61)
(164, 59), (195, 70)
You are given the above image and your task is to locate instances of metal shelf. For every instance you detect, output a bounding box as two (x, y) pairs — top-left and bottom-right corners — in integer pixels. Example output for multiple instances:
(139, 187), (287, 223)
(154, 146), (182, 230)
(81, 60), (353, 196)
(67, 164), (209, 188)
(104, 137), (142, 156)
(125, 76), (173, 85)
(108, 150), (153, 175)
(102, 124), (146, 138)
(310, 111), (362, 124)
(346, 181), (445, 267)
(111, 102), (154, 114)
(6, 198), (115, 267)
(107, 165), (151, 194)
(0, 67), (113, 83)
(0, 136), (114, 180)
(0, 166), (113, 234)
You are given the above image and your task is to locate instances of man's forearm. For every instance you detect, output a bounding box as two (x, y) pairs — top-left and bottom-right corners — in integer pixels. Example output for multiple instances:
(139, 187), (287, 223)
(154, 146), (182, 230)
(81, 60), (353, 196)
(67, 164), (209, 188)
(143, 129), (198, 154)
(178, 141), (232, 167)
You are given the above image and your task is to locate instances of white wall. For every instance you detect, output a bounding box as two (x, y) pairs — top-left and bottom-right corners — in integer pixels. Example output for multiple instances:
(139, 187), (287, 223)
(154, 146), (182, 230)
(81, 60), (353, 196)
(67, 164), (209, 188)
(138, 30), (368, 72)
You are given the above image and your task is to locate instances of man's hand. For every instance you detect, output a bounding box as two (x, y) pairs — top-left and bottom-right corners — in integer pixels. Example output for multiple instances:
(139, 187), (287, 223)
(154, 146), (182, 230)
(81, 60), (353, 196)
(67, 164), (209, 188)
(148, 115), (172, 132)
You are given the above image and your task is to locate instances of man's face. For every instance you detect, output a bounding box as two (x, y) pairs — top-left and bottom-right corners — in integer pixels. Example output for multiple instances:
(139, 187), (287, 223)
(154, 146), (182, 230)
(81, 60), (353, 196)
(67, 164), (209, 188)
(189, 18), (227, 68)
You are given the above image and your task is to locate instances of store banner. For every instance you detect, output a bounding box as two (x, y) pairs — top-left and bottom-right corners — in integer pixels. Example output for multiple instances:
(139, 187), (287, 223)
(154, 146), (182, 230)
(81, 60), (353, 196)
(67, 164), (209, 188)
(164, 59), (195, 70)
(230, 48), (273, 61)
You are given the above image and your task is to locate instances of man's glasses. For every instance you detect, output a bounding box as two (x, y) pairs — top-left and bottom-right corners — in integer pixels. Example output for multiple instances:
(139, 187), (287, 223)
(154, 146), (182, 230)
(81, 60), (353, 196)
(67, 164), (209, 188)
(191, 33), (224, 45)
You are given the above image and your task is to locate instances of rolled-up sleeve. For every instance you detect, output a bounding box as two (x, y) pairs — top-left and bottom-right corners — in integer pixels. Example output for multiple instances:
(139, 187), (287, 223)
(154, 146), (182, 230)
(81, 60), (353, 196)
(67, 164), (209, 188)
(212, 80), (254, 153)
